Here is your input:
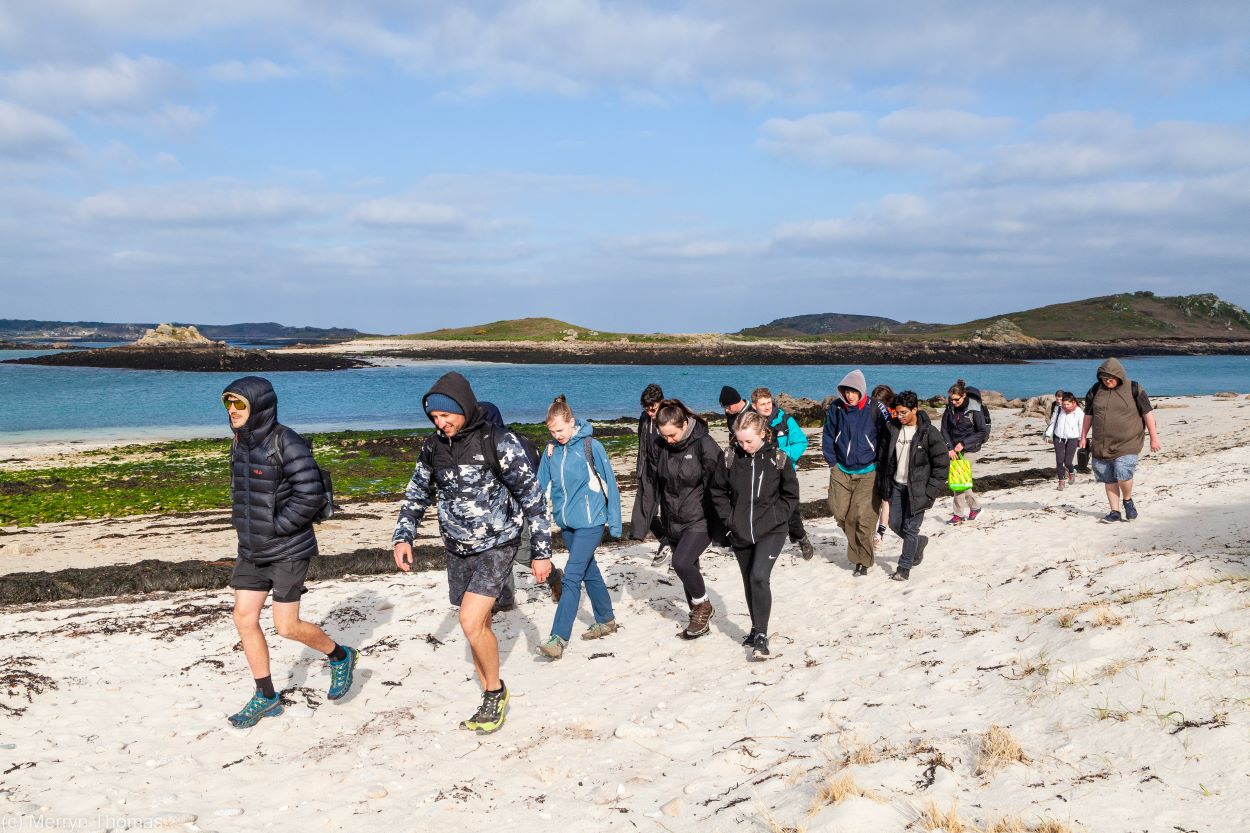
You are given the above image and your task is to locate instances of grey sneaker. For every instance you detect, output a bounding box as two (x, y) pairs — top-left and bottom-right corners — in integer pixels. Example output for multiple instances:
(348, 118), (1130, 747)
(581, 620), (619, 640)
(652, 543), (672, 566)
(798, 536), (815, 560)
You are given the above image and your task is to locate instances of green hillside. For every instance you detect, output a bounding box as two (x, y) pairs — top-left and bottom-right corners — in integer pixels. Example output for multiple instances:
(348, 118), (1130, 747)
(910, 292), (1250, 341)
(401, 317), (694, 343)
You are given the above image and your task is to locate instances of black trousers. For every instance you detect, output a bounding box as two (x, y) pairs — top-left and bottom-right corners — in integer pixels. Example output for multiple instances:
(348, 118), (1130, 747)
(887, 481), (926, 571)
(734, 532), (786, 634)
(671, 526), (712, 604)
(787, 505), (806, 542)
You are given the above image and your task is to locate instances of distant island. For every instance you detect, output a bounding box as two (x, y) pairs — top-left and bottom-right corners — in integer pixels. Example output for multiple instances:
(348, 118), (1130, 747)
(0, 319), (359, 346)
(7, 292), (1250, 369)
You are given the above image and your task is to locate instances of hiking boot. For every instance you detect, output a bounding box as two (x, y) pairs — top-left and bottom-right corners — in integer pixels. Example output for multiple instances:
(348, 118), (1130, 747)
(742, 628), (759, 647)
(1068, 472), (1076, 485)
(750, 633), (770, 661)
(581, 620), (619, 640)
(228, 691), (283, 728)
(799, 536), (815, 560)
(967, 508), (982, 521)
(327, 646), (359, 701)
(1100, 510), (1123, 524)
(681, 600), (714, 639)
(1123, 499), (1138, 521)
(547, 567), (564, 603)
(947, 514), (965, 526)
(537, 635), (566, 659)
(853, 563), (868, 577)
(459, 683), (510, 734)
(652, 543), (671, 567)
(1057, 479), (1066, 490)
(913, 535), (928, 566)
(890, 568), (910, 581)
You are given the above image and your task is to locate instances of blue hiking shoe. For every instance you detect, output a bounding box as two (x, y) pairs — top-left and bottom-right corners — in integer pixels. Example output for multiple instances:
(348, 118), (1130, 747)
(327, 646), (358, 701)
(227, 691), (283, 728)
(1123, 499), (1138, 521)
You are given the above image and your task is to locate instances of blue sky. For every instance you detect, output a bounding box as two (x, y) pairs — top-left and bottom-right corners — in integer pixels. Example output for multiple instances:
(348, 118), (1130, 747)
(1, 1), (1248, 333)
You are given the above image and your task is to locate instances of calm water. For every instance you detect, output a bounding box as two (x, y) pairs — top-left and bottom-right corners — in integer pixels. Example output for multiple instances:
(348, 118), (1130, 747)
(1, 353), (1246, 444)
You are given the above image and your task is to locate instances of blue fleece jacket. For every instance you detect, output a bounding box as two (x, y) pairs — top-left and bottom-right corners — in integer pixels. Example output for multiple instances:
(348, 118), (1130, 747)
(537, 420), (623, 537)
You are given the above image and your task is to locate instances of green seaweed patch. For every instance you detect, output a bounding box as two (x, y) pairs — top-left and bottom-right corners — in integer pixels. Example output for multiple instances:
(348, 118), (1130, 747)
(0, 423), (639, 527)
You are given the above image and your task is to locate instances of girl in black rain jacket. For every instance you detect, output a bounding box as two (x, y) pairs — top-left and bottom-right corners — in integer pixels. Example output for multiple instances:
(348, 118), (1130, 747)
(710, 411), (800, 660)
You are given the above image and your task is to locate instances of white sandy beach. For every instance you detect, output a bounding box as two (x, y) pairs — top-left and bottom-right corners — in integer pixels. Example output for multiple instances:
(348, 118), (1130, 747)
(1, 396), (1248, 832)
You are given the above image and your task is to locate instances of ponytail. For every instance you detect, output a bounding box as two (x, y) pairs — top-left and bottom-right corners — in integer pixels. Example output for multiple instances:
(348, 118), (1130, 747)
(547, 394), (574, 423)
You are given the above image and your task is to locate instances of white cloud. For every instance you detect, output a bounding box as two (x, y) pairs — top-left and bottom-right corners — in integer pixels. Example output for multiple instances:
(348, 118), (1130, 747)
(207, 59), (296, 82)
(0, 101), (76, 158)
(602, 232), (761, 260)
(349, 199), (470, 231)
(758, 112), (950, 169)
(80, 183), (330, 225)
(0, 54), (184, 115)
(877, 108), (1015, 143)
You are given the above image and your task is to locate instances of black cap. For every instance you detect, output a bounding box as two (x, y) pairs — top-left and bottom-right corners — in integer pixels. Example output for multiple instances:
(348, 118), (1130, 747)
(719, 385), (741, 407)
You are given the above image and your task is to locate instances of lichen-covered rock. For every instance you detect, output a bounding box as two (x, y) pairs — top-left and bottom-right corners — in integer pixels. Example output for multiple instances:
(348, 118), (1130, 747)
(132, 324), (220, 347)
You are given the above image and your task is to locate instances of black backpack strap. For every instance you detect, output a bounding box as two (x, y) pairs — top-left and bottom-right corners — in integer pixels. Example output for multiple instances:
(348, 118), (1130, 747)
(582, 436), (607, 496)
(479, 426), (506, 484)
(775, 450), (789, 471)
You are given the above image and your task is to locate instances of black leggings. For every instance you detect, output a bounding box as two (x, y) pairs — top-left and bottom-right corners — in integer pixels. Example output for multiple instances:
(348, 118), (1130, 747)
(671, 526), (712, 604)
(735, 532), (786, 634)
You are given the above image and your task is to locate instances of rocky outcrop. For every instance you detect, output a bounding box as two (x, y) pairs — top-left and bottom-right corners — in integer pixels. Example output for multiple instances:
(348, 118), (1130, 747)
(132, 324), (219, 347)
(775, 394), (827, 426)
(969, 319), (1039, 345)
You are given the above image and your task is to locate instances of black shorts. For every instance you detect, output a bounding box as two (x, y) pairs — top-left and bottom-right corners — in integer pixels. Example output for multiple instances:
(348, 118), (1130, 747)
(447, 540), (519, 606)
(230, 557), (310, 603)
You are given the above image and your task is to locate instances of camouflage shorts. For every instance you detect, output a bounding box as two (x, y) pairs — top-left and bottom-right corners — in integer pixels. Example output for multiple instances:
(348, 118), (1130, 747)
(446, 539), (519, 606)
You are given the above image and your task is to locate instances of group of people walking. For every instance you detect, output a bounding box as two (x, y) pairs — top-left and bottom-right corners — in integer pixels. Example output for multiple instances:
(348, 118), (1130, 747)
(216, 358), (1161, 734)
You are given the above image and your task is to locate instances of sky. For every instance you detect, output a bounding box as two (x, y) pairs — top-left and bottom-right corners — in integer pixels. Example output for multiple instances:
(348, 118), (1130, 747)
(1, 1), (1248, 334)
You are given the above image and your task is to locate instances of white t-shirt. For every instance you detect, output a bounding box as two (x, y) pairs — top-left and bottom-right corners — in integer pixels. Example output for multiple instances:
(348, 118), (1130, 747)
(894, 425), (916, 484)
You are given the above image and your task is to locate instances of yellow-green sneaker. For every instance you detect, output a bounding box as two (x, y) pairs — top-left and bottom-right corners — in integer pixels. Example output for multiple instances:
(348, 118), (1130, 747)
(458, 684), (510, 734)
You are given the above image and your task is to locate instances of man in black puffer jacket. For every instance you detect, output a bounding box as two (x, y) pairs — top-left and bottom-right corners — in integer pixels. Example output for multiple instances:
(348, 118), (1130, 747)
(222, 376), (357, 729)
(876, 391), (950, 582)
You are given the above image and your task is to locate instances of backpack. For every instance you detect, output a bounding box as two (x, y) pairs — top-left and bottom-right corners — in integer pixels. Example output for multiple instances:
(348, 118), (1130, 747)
(724, 446), (790, 473)
(1084, 381), (1146, 417)
(266, 429), (334, 522)
(546, 436), (609, 506)
(964, 386), (991, 439)
(420, 425), (536, 489)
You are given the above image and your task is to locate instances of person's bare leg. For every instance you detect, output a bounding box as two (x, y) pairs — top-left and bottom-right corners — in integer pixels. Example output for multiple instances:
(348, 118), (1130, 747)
(271, 601), (336, 653)
(233, 590), (272, 680)
(458, 592), (500, 690)
(1103, 482), (1122, 512)
(1119, 478), (1134, 503)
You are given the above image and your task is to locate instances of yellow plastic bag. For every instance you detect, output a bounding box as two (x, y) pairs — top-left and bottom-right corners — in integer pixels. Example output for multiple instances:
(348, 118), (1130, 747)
(948, 453), (973, 492)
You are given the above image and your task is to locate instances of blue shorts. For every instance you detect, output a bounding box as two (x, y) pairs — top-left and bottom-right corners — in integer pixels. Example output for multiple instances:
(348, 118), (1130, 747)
(1092, 454), (1139, 484)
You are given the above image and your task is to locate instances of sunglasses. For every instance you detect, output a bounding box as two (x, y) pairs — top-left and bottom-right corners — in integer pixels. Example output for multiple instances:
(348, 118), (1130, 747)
(223, 398), (248, 411)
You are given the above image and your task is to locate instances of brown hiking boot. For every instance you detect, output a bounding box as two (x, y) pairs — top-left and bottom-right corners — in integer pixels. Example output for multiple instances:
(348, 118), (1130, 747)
(681, 600), (714, 639)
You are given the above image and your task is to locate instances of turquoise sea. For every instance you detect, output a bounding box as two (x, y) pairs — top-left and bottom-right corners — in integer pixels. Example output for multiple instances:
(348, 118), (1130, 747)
(1, 352), (1246, 444)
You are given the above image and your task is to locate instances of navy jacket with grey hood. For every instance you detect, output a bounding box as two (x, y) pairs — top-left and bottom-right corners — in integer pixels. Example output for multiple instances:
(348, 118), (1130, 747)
(224, 376), (323, 565)
(821, 369), (889, 472)
(391, 372), (553, 560)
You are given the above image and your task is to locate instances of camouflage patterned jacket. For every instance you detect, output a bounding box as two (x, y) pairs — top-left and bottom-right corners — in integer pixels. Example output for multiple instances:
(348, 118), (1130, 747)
(391, 372), (553, 560)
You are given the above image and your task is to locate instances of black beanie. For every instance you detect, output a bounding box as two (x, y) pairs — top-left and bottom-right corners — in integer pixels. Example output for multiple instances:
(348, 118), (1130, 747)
(719, 385), (741, 407)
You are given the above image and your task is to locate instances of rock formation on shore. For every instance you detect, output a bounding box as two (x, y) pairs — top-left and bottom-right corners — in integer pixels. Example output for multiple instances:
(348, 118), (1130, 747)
(131, 323), (220, 347)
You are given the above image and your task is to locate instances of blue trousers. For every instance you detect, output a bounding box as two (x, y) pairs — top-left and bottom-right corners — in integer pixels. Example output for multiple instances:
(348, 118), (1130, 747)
(550, 526), (614, 641)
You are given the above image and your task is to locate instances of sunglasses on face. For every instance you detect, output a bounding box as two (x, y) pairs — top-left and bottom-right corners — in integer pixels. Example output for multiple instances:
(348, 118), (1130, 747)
(223, 398), (248, 411)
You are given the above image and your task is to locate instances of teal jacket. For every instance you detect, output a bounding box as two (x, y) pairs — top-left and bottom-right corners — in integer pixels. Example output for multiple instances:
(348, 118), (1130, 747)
(537, 420), (622, 537)
(770, 408), (809, 467)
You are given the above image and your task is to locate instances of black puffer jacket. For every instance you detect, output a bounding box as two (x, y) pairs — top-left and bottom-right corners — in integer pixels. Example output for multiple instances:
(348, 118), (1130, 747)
(654, 419), (723, 539)
(876, 410), (950, 512)
(709, 440), (800, 548)
(224, 376), (323, 565)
